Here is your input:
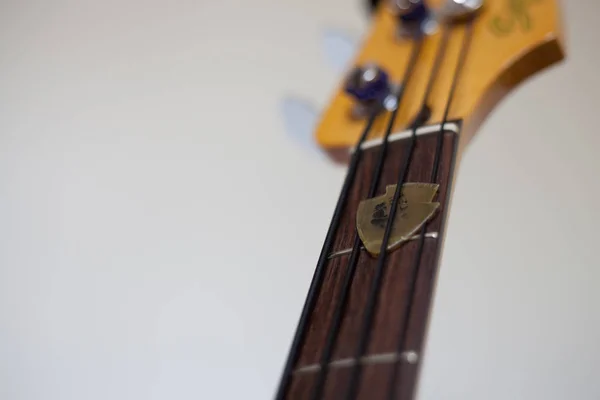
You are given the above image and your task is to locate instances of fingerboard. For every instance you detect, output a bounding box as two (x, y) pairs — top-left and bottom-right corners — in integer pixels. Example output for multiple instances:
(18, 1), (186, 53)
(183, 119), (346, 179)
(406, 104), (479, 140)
(279, 123), (460, 400)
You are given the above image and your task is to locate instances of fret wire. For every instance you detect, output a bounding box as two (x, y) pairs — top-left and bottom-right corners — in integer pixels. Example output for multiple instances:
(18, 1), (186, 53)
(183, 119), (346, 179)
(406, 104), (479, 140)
(294, 351), (417, 375)
(274, 111), (378, 400)
(344, 26), (454, 400)
(308, 38), (425, 400)
(327, 232), (439, 260)
(386, 21), (475, 400)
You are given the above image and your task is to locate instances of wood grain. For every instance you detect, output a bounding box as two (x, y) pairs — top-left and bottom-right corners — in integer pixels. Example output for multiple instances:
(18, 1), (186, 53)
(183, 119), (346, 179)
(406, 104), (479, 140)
(331, 130), (455, 252)
(283, 129), (457, 399)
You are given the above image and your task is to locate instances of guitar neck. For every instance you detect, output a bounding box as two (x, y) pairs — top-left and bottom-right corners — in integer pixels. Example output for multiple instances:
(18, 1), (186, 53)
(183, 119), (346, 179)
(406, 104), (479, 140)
(278, 122), (461, 400)
(276, 0), (565, 397)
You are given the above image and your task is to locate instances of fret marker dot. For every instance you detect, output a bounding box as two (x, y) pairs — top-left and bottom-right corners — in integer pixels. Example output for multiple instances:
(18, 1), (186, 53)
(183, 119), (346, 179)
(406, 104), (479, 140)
(404, 351), (419, 364)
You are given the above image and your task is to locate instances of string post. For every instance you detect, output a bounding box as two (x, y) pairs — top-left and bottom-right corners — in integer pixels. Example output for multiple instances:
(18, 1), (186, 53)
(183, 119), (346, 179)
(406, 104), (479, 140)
(344, 64), (395, 119)
(438, 0), (484, 23)
(390, 0), (437, 38)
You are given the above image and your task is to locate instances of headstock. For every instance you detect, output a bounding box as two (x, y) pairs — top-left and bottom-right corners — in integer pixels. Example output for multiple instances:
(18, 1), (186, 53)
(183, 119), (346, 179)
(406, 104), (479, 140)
(316, 0), (564, 160)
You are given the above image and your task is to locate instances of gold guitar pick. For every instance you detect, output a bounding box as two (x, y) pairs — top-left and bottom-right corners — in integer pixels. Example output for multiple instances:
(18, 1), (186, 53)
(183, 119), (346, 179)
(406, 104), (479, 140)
(356, 183), (440, 256)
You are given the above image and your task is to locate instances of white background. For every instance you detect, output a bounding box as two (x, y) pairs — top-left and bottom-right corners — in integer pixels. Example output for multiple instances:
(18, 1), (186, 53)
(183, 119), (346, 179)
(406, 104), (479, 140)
(1, 1), (599, 399)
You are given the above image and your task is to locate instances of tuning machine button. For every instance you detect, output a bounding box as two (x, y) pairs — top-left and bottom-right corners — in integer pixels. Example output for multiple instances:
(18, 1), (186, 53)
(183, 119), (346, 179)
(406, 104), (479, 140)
(344, 64), (397, 119)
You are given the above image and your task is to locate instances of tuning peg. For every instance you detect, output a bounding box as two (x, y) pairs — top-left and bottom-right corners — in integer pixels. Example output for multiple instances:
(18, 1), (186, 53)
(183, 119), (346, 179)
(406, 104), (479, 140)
(344, 64), (396, 119)
(438, 0), (484, 23)
(388, 0), (438, 37)
(393, 0), (429, 23)
(321, 28), (358, 74)
(367, 0), (384, 14)
(280, 96), (325, 157)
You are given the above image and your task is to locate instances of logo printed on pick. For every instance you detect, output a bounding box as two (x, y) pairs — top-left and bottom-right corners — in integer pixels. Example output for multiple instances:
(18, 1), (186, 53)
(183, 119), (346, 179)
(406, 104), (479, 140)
(356, 183), (440, 256)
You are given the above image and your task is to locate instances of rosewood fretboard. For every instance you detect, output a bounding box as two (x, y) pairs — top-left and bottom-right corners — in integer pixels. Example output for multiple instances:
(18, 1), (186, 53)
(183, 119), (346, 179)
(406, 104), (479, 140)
(278, 123), (459, 400)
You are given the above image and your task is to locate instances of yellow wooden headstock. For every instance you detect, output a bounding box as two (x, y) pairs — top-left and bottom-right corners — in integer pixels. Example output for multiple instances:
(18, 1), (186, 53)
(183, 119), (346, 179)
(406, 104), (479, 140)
(316, 0), (564, 160)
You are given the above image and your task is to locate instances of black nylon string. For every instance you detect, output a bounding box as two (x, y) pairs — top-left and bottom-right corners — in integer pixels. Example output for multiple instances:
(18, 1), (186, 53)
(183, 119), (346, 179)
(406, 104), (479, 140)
(274, 112), (378, 400)
(386, 21), (474, 400)
(308, 38), (424, 400)
(343, 26), (454, 400)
